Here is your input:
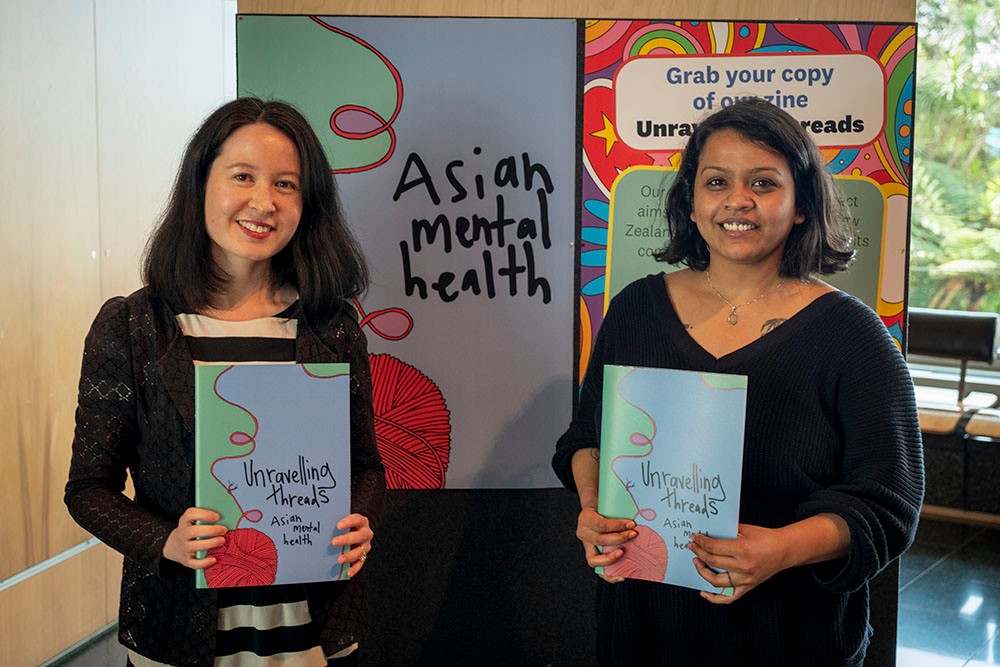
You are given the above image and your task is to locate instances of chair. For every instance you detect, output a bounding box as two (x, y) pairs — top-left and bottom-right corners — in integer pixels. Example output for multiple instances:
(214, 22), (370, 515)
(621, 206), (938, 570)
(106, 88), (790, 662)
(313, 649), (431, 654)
(907, 306), (1000, 514)
(907, 306), (999, 408)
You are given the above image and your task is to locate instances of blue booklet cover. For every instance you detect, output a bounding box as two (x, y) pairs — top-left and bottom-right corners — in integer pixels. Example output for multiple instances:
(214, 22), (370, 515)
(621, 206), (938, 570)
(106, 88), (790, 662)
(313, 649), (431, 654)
(194, 363), (352, 588)
(597, 365), (747, 593)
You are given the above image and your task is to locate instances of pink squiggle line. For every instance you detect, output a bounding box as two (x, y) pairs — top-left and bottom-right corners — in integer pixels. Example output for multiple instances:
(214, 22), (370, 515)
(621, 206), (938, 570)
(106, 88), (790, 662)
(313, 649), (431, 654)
(301, 365), (350, 380)
(309, 16), (404, 175)
(209, 365), (262, 530)
(609, 367), (658, 521)
(352, 296), (414, 341)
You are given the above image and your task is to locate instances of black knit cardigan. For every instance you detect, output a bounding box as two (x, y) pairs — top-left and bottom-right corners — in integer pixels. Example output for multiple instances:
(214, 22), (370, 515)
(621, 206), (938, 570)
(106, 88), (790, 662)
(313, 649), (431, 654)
(65, 287), (385, 666)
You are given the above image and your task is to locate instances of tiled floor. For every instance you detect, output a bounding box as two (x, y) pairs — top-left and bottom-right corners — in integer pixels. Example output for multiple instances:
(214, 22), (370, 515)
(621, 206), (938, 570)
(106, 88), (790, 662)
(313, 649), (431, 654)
(45, 627), (126, 667)
(49, 517), (1000, 667)
(897, 518), (1000, 666)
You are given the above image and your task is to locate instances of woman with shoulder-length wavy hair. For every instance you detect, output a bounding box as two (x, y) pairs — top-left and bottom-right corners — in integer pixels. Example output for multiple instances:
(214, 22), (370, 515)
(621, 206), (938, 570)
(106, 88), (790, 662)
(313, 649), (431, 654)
(656, 96), (855, 278)
(67, 97), (384, 666)
(143, 97), (369, 319)
(553, 97), (923, 666)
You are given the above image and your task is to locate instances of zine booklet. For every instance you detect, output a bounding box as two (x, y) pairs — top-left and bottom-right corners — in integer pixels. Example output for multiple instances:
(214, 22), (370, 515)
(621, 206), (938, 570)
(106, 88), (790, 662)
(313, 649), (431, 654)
(194, 362), (351, 588)
(598, 365), (747, 593)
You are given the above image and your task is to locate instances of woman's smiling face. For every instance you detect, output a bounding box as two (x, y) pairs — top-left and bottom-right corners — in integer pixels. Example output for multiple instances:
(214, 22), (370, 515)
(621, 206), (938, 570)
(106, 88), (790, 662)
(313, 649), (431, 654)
(203, 122), (303, 276)
(690, 128), (804, 271)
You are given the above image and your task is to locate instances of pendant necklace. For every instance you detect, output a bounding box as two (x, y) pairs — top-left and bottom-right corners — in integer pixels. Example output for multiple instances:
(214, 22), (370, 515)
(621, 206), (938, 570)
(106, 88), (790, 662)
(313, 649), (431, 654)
(705, 270), (785, 325)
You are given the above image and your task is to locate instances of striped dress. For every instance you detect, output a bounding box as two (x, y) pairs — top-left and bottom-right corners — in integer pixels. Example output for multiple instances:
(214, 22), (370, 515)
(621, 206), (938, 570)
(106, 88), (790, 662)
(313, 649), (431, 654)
(128, 305), (356, 667)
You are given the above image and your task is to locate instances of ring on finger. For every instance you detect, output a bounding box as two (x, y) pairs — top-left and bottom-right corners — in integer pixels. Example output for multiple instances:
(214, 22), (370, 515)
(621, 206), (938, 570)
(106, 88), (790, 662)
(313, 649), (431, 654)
(726, 571), (735, 588)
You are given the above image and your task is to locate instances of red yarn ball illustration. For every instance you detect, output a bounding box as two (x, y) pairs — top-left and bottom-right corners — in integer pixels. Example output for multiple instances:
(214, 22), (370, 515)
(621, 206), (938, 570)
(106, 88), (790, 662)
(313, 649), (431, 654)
(603, 525), (668, 582)
(369, 353), (451, 489)
(204, 527), (278, 588)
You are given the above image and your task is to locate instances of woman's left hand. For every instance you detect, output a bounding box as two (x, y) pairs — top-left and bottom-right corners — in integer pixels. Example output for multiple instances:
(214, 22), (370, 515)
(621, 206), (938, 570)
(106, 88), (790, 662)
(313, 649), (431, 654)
(688, 523), (787, 604)
(331, 513), (374, 578)
(689, 514), (850, 604)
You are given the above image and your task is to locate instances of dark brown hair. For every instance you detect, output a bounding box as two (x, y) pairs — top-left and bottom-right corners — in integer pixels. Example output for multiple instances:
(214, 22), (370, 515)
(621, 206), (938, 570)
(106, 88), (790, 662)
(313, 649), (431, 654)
(142, 97), (369, 318)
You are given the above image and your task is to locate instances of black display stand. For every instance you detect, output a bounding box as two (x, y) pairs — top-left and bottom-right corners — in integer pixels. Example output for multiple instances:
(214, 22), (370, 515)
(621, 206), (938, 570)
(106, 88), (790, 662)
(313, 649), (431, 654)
(361, 489), (899, 666)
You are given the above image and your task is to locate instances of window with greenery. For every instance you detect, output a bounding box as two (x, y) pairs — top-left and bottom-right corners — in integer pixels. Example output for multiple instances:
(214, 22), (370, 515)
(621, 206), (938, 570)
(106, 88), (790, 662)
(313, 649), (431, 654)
(910, 0), (1000, 314)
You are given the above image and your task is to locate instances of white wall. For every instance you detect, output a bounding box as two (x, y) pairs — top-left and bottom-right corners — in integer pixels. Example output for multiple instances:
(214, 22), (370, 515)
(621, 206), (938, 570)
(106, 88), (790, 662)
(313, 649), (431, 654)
(94, 0), (238, 298)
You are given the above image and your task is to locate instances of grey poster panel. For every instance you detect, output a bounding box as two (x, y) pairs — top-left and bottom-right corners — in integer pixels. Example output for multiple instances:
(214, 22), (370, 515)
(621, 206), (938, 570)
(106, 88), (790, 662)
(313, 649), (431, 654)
(239, 16), (578, 488)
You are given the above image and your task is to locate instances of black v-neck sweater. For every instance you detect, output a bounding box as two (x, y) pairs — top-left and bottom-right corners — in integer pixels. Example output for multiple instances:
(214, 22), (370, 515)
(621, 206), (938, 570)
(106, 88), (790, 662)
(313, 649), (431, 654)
(554, 273), (924, 666)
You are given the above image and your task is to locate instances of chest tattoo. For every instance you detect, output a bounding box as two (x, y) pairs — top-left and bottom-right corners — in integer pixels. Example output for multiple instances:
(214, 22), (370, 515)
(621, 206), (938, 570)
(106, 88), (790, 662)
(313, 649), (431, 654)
(761, 318), (787, 336)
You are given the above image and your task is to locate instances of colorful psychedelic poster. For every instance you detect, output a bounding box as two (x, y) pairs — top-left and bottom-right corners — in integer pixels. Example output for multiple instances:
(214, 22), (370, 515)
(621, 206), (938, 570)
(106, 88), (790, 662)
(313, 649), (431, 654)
(579, 21), (916, 379)
(598, 365), (747, 593)
(194, 363), (351, 589)
(237, 15), (577, 489)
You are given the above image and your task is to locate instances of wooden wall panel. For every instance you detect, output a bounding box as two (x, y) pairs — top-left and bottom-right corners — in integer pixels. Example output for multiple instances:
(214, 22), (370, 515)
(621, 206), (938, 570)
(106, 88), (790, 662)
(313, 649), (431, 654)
(237, 0), (916, 22)
(3, 1), (235, 664)
(0, 0), (101, 582)
(0, 544), (117, 667)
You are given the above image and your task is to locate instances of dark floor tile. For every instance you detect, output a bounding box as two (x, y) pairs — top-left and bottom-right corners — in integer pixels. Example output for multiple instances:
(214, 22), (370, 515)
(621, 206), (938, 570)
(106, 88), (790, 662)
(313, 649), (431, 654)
(967, 629), (1000, 665)
(896, 646), (967, 666)
(900, 543), (952, 588)
(896, 520), (1000, 664)
(899, 520), (993, 591)
(48, 629), (126, 667)
(912, 518), (986, 550)
(897, 606), (997, 661)
(960, 529), (1000, 569)
(899, 559), (1000, 626)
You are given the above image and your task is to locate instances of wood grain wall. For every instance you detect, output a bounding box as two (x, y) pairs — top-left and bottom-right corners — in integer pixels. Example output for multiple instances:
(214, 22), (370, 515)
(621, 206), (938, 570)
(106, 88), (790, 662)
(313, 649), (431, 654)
(1, 1), (235, 664)
(3, 0), (913, 664)
(237, 0), (915, 22)
(1, 5), (109, 663)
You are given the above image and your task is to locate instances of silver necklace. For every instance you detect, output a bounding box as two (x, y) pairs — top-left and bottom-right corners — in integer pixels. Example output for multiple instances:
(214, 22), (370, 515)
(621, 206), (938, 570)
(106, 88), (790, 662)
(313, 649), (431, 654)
(705, 270), (785, 325)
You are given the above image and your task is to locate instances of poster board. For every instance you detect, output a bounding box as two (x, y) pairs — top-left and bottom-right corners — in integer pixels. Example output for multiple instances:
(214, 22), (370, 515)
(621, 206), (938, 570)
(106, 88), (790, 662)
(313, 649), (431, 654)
(236, 15), (914, 488)
(238, 16), (578, 488)
(578, 20), (915, 378)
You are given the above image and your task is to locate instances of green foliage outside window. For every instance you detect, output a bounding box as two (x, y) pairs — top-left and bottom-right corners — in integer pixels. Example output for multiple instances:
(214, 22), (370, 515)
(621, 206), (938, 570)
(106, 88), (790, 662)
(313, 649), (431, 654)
(910, 0), (1000, 313)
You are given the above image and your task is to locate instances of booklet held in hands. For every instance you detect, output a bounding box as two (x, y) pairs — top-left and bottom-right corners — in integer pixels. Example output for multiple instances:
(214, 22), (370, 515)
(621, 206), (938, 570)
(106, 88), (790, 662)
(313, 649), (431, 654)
(597, 365), (747, 593)
(194, 362), (352, 589)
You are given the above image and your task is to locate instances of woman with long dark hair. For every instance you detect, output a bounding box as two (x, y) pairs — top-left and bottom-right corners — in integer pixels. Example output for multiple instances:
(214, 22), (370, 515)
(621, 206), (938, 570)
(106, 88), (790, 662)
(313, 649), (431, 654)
(66, 98), (384, 666)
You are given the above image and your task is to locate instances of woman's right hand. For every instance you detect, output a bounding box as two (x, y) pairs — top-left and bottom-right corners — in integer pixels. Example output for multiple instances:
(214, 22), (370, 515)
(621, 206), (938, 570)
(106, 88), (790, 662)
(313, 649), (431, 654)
(162, 507), (228, 570)
(577, 506), (637, 583)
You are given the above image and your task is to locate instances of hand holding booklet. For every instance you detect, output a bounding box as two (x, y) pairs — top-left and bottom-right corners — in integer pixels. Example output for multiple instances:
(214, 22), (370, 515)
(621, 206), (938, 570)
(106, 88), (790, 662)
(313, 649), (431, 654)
(597, 365), (747, 593)
(194, 362), (352, 589)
